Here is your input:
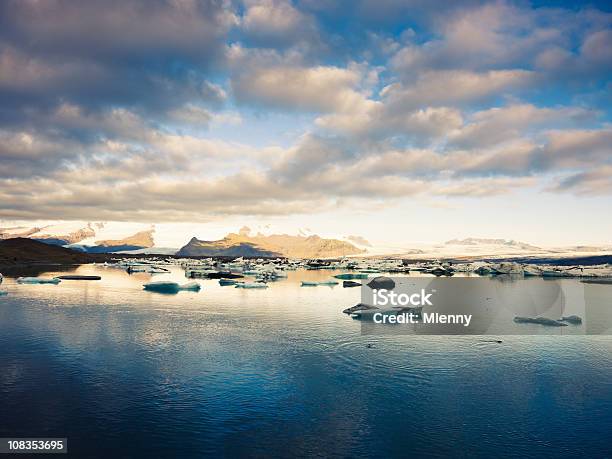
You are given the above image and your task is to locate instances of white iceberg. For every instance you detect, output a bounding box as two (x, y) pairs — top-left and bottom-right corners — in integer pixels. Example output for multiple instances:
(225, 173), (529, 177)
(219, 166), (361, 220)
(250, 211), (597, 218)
(143, 281), (181, 293)
(143, 281), (201, 293)
(17, 277), (61, 285)
(179, 281), (201, 291)
(235, 282), (268, 289)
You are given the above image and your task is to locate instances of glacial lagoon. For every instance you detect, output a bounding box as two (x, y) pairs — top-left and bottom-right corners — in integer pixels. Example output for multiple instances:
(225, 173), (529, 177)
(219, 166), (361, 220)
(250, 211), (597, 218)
(1, 265), (611, 457)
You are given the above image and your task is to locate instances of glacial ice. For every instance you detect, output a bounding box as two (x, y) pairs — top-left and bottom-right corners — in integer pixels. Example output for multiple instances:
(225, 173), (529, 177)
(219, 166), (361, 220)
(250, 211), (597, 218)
(179, 281), (201, 291)
(17, 277), (61, 285)
(513, 316), (568, 326)
(143, 281), (201, 293)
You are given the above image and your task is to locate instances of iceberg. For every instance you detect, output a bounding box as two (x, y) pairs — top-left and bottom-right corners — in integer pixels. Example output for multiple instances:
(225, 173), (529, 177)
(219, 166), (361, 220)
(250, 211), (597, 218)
(301, 280), (338, 287)
(218, 279), (238, 286)
(127, 265), (170, 274)
(235, 282), (268, 289)
(143, 281), (181, 293)
(425, 265), (454, 276)
(342, 303), (379, 314)
(334, 273), (369, 280)
(522, 265), (542, 276)
(301, 281), (319, 286)
(143, 281), (201, 293)
(318, 280), (339, 286)
(179, 281), (201, 292)
(343, 280), (362, 288)
(0, 290), (7, 296)
(17, 277), (61, 285)
(513, 316), (568, 326)
(366, 276), (395, 290)
(560, 315), (582, 324)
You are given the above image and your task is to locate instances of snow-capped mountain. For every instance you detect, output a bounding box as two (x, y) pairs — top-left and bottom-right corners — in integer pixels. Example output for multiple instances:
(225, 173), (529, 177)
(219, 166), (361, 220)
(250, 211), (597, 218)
(0, 221), (156, 253)
(1, 220), (610, 258)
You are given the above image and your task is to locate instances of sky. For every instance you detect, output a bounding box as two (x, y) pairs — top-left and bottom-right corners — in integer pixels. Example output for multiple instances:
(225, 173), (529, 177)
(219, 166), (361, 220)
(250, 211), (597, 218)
(0, 0), (611, 248)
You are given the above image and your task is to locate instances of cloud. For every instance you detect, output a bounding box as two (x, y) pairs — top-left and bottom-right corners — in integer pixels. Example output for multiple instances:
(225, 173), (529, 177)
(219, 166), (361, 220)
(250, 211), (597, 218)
(0, 120), (609, 222)
(383, 69), (534, 108)
(433, 177), (537, 197)
(448, 104), (599, 149)
(0, 0), (234, 115)
(0, 0), (611, 225)
(551, 166), (612, 195)
(316, 103), (463, 142)
(167, 105), (214, 128)
(0, 0), (236, 62)
(241, 0), (319, 48)
(580, 29), (612, 70)
(232, 63), (370, 112)
(539, 128), (612, 169)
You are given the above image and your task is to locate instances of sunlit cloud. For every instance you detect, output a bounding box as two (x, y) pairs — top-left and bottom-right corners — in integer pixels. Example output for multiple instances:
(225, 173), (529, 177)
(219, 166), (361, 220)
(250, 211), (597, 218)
(0, 0), (610, 238)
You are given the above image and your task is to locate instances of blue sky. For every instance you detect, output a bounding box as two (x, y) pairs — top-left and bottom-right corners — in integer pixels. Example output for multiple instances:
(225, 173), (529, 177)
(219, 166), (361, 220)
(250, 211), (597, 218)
(0, 0), (610, 246)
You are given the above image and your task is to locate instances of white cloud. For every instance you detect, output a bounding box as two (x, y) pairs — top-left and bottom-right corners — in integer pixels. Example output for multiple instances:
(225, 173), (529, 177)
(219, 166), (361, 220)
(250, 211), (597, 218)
(232, 63), (369, 112)
(383, 69), (534, 108)
(551, 165), (612, 195)
(241, 0), (318, 46)
(448, 104), (598, 148)
(541, 128), (612, 169)
(316, 103), (462, 142)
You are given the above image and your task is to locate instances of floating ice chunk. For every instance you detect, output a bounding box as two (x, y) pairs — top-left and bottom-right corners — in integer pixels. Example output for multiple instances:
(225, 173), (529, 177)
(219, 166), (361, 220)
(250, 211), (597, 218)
(367, 276), (395, 290)
(342, 303), (379, 314)
(513, 316), (568, 326)
(301, 281), (319, 286)
(318, 280), (339, 286)
(235, 282), (268, 289)
(522, 265), (542, 276)
(179, 281), (201, 291)
(143, 281), (201, 293)
(343, 280), (362, 288)
(149, 267), (171, 274)
(334, 273), (369, 280)
(560, 315), (582, 324)
(300, 280), (338, 287)
(17, 277), (61, 285)
(143, 281), (180, 293)
(218, 279), (237, 286)
(0, 290), (7, 296)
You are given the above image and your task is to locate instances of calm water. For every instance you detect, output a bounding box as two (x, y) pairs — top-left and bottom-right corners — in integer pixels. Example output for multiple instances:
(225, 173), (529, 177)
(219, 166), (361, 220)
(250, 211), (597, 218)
(1, 265), (611, 458)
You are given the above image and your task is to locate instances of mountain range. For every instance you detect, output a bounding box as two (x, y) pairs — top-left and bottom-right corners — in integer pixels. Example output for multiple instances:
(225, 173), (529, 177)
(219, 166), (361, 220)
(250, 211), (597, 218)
(0, 223), (365, 258)
(177, 230), (365, 258)
(0, 223), (156, 253)
(1, 222), (611, 259)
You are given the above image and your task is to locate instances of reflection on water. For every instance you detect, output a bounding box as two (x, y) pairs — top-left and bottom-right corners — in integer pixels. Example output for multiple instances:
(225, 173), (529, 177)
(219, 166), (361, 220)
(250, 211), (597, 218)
(1, 265), (611, 457)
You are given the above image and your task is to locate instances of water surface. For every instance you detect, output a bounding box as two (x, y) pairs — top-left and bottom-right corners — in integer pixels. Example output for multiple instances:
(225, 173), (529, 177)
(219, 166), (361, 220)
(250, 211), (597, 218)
(1, 265), (611, 457)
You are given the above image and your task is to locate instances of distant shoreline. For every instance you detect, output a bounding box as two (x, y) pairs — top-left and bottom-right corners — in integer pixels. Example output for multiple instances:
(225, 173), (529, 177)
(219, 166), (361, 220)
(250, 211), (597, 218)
(2, 237), (612, 279)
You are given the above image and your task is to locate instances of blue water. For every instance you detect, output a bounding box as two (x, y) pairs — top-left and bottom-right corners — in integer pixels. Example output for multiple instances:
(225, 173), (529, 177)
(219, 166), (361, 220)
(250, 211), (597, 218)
(1, 266), (611, 458)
